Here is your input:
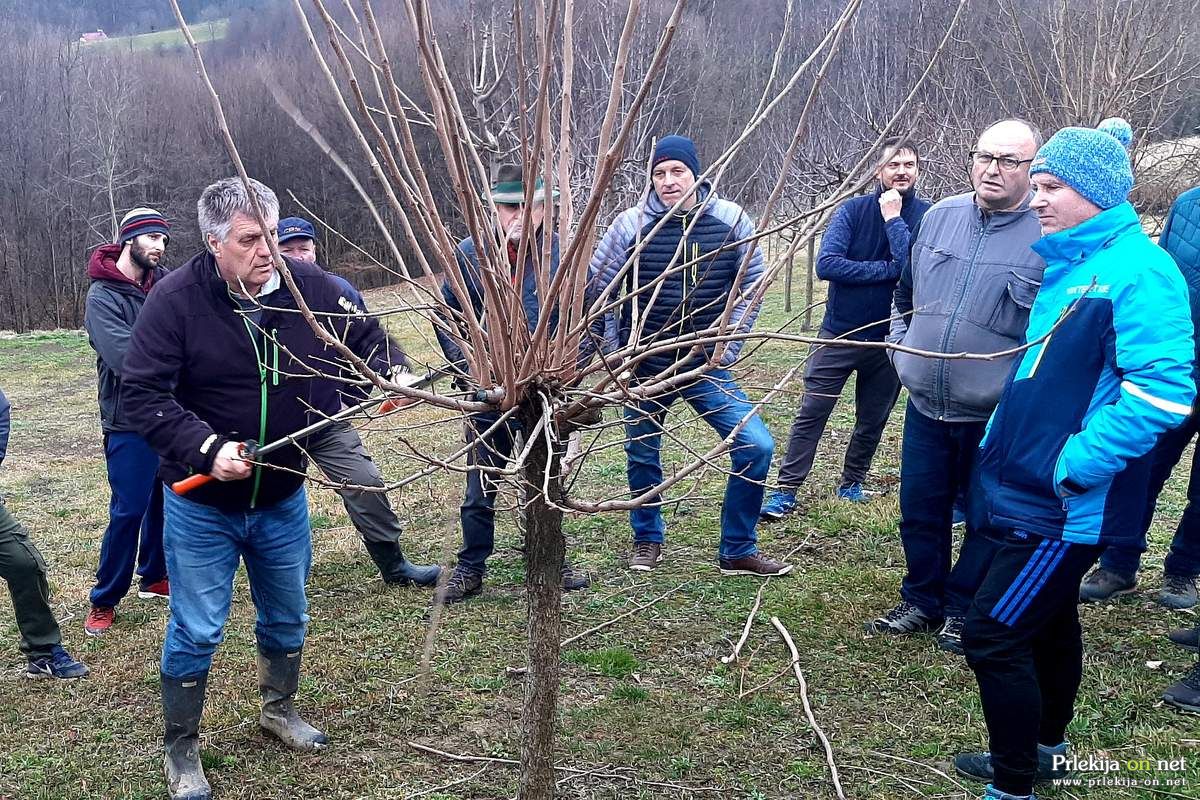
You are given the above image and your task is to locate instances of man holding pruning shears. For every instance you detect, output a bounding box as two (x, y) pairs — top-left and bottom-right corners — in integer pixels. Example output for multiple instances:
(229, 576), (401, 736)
(122, 177), (425, 800)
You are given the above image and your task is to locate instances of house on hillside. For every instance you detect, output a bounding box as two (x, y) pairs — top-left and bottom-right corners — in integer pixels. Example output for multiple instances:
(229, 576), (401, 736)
(79, 30), (108, 43)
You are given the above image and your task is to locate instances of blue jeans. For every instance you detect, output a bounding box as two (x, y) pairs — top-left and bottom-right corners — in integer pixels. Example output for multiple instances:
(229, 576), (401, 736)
(899, 401), (995, 617)
(161, 486), (311, 678)
(625, 370), (774, 560)
(89, 432), (166, 608)
(1100, 409), (1200, 580)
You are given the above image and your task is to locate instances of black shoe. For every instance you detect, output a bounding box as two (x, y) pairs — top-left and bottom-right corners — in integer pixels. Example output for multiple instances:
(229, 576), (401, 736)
(937, 616), (964, 655)
(561, 565), (590, 592)
(864, 601), (938, 635)
(1162, 662), (1200, 714)
(1078, 567), (1136, 603)
(1157, 573), (1198, 610)
(954, 742), (1070, 784)
(436, 566), (484, 604)
(1167, 626), (1200, 653)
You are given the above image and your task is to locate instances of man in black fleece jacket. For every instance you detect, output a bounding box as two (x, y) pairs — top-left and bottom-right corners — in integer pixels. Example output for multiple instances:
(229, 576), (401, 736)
(122, 177), (411, 800)
(761, 138), (929, 519)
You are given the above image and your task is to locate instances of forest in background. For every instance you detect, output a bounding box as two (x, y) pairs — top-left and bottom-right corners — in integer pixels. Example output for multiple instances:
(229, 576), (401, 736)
(0, 0), (1197, 331)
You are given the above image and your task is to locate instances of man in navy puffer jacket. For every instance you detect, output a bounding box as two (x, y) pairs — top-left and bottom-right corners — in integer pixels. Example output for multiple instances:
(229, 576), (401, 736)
(588, 135), (791, 578)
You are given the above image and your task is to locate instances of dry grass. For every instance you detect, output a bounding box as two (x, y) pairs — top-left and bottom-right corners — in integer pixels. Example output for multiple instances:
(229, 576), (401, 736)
(0, 277), (1197, 799)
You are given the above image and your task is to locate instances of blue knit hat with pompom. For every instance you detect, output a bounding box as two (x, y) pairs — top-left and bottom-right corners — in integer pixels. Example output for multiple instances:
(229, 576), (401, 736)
(1029, 117), (1134, 209)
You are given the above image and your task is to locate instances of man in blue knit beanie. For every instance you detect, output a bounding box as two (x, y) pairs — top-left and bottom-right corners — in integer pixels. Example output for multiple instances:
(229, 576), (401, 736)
(954, 117), (1196, 799)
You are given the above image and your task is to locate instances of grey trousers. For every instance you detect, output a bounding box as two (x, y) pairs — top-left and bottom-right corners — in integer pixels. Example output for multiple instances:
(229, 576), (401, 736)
(305, 420), (404, 545)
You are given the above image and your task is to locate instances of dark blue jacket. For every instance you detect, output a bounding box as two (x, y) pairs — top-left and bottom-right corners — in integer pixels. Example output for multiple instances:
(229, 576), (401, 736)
(435, 232), (561, 383)
(122, 251), (406, 511)
(587, 183), (764, 375)
(1160, 186), (1200, 386)
(816, 188), (929, 340)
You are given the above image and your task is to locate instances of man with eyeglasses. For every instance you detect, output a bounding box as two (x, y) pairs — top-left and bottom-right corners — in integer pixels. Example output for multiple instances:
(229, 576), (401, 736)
(867, 120), (1045, 655)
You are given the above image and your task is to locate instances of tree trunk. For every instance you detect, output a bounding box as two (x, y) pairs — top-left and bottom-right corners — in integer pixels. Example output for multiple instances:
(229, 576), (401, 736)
(517, 404), (565, 800)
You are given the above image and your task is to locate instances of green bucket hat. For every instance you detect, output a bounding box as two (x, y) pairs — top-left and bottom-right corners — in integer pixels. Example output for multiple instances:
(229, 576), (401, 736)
(488, 164), (561, 204)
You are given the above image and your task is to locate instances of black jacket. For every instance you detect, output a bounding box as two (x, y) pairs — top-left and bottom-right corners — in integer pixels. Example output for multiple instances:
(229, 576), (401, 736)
(122, 251), (405, 511)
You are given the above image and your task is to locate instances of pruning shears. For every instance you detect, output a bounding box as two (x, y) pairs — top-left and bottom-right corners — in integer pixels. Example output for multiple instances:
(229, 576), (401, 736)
(170, 367), (445, 495)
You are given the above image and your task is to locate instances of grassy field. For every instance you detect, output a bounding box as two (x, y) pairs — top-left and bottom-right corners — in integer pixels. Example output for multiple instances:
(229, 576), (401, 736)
(0, 278), (1197, 799)
(85, 20), (229, 53)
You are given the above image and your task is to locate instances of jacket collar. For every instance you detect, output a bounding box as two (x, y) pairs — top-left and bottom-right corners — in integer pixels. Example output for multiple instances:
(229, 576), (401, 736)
(971, 190), (1036, 229)
(641, 180), (714, 219)
(1032, 202), (1140, 267)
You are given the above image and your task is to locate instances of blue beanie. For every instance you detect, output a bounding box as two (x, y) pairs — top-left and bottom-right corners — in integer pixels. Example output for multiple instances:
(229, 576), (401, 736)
(1029, 117), (1134, 209)
(651, 135), (701, 178)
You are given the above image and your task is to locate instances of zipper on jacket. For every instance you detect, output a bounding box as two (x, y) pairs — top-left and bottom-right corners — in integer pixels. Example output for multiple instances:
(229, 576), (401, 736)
(241, 318), (269, 509)
(934, 217), (989, 418)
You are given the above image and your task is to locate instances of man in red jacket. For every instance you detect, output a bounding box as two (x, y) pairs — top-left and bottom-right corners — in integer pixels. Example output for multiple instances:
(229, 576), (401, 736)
(83, 208), (172, 638)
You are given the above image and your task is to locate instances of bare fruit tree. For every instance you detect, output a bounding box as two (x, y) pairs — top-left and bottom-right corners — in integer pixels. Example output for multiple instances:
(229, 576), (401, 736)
(169, 0), (972, 797)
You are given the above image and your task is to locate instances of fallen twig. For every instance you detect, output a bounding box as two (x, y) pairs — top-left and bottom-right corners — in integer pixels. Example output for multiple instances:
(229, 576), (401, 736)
(721, 582), (767, 664)
(772, 616), (846, 800)
(402, 764), (489, 798)
(406, 741), (729, 793)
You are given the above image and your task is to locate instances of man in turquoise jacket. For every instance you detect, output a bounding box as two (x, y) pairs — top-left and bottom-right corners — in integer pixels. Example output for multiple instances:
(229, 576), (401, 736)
(953, 119), (1196, 800)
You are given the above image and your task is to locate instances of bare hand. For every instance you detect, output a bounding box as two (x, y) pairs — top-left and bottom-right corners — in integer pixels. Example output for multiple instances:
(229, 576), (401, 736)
(879, 188), (902, 221)
(211, 441), (253, 481)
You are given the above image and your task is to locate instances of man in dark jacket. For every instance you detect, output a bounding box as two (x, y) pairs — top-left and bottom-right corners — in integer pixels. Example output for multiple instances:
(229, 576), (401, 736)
(867, 120), (1045, 652)
(953, 118), (1195, 800)
(588, 135), (790, 578)
(275, 216), (438, 588)
(122, 177), (414, 800)
(434, 165), (590, 603)
(82, 207), (171, 638)
(761, 138), (929, 519)
(1079, 184), (1200, 610)
(0, 387), (89, 679)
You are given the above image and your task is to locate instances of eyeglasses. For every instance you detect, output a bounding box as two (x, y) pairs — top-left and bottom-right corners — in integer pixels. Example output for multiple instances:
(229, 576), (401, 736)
(968, 151), (1033, 172)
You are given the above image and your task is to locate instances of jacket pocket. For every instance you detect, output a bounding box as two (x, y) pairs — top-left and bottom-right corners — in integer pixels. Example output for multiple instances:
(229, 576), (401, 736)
(985, 270), (1040, 339)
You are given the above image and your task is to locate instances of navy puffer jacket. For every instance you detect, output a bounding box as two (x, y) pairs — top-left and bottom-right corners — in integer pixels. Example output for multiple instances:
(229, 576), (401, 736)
(587, 182), (764, 376)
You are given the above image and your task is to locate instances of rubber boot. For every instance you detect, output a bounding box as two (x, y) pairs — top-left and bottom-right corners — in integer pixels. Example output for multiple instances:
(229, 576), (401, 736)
(257, 648), (328, 751)
(162, 672), (211, 800)
(362, 540), (441, 586)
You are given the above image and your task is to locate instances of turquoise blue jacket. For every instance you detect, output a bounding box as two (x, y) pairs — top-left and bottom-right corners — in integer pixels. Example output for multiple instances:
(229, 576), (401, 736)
(974, 202), (1196, 546)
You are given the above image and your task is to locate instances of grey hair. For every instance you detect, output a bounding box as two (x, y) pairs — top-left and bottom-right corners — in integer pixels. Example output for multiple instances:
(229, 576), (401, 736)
(197, 177), (279, 251)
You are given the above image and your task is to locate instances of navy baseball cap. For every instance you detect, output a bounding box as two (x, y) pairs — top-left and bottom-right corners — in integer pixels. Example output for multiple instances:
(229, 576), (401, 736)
(278, 217), (316, 244)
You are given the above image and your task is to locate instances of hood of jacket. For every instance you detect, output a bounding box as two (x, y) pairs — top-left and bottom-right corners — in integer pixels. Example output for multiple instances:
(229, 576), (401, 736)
(87, 243), (158, 293)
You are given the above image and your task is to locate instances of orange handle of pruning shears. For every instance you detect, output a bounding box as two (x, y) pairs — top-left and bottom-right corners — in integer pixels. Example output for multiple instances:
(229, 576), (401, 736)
(170, 441), (255, 495)
(378, 397), (418, 414)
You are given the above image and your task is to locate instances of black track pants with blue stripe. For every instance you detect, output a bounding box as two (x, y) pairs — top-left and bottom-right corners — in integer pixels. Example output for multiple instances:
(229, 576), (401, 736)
(962, 530), (1104, 797)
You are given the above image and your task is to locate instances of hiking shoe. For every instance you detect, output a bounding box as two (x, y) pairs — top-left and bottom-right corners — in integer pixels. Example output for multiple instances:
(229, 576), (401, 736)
(562, 565), (590, 592)
(955, 741), (1070, 785)
(718, 552), (793, 577)
(983, 785), (1036, 800)
(1167, 626), (1200, 653)
(1162, 662), (1200, 714)
(864, 601), (938, 635)
(835, 481), (871, 503)
(1078, 567), (1136, 603)
(26, 645), (90, 680)
(629, 541), (664, 572)
(1157, 574), (1198, 610)
(84, 606), (115, 636)
(937, 615), (965, 655)
(760, 489), (798, 521)
(138, 578), (170, 600)
(435, 566), (483, 604)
